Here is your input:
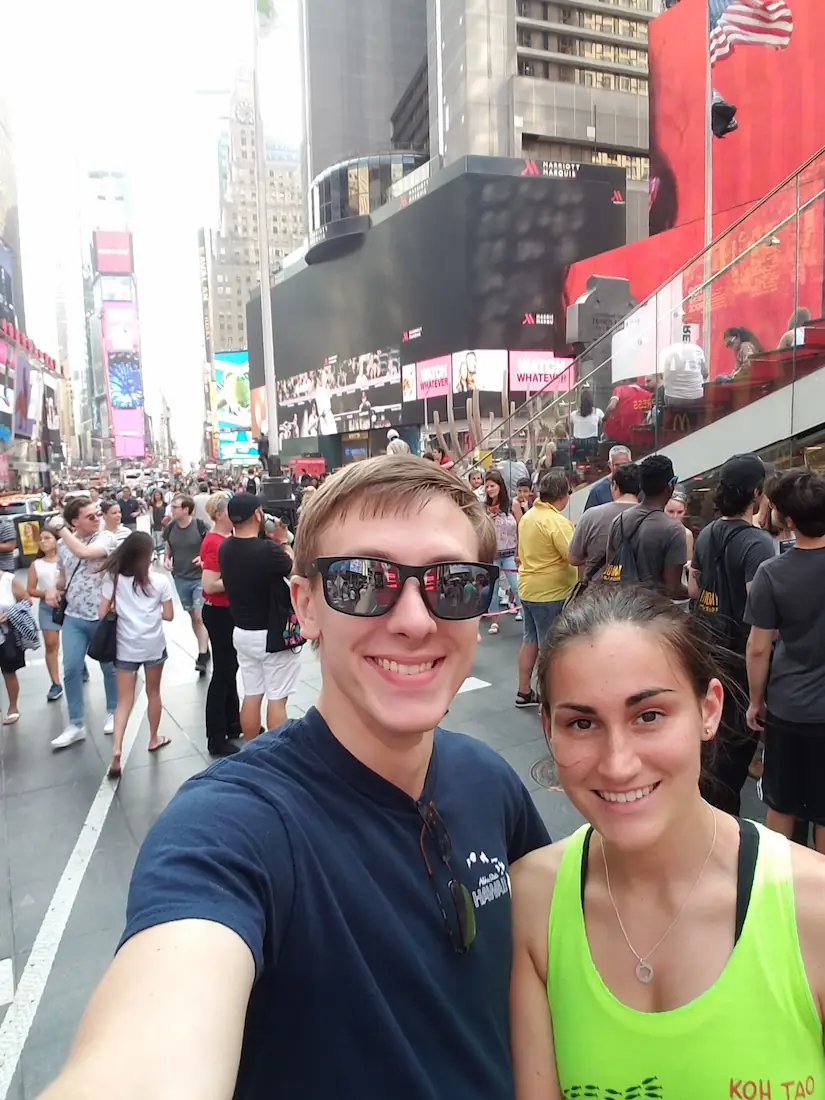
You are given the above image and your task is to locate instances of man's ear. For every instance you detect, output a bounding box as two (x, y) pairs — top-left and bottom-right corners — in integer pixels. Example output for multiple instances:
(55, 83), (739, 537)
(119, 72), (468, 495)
(291, 576), (320, 641)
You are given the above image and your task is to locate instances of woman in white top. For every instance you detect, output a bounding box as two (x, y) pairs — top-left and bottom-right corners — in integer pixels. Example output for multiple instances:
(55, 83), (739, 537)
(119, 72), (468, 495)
(569, 389), (603, 461)
(27, 526), (63, 702)
(99, 531), (174, 779)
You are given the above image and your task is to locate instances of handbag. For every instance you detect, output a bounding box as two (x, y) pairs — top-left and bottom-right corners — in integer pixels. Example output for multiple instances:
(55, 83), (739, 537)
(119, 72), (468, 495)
(52, 559), (82, 626)
(88, 578), (118, 664)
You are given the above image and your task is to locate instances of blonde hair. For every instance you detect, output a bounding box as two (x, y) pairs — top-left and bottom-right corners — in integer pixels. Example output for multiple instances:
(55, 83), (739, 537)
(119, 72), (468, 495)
(293, 455), (496, 576)
(205, 491), (231, 521)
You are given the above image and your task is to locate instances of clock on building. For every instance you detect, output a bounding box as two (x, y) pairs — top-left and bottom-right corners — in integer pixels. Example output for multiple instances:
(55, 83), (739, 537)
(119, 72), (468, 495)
(235, 100), (254, 125)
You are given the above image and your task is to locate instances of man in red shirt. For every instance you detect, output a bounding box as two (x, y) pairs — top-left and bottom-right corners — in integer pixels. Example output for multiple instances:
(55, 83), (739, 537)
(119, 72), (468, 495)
(603, 379), (652, 447)
(200, 491), (243, 757)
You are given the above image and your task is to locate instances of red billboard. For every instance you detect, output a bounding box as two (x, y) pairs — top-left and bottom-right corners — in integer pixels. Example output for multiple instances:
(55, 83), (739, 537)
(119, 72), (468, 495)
(93, 231), (133, 276)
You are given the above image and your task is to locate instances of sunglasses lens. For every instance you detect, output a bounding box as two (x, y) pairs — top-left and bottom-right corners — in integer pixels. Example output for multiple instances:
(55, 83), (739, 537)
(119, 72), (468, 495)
(322, 558), (397, 617)
(450, 880), (477, 951)
(425, 564), (496, 620)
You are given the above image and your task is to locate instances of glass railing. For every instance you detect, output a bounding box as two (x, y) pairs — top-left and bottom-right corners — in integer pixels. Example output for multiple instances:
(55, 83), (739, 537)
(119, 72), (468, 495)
(453, 145), (825, 500)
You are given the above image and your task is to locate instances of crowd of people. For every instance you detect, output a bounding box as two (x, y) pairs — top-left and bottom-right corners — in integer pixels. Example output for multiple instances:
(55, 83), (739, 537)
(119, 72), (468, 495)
(0, 444), (817, 1099)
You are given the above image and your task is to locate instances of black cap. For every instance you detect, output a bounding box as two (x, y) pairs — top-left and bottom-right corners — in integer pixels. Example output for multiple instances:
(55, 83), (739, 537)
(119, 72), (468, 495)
(227, 492), (265, 524)
(719, 454), (766, 493)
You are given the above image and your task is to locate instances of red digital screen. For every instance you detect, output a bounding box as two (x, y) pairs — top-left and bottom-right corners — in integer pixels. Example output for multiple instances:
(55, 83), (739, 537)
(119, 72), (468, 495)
(93, 231), (133, 276)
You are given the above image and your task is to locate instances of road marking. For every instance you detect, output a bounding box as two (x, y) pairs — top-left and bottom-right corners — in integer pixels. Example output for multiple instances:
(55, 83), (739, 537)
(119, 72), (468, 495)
(0, 960), (13, 1008)
(457, 676), (491, 695)
(0, 692), (149, 1099)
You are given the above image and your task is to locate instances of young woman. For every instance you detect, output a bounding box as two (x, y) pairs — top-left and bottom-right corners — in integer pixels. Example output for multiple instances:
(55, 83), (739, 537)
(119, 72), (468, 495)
(100, 499), (132, 546)
(569, 388), (603, 462)
(665, 491), (694, 564)
(200, 491), (242, 758)
(99, 532), (174, 779)
(484, 469), (521, 635)
(0, 568), (29, 725)
(148, 488), (167, 559)
(510, 586), (825, 1099)
(27, 526), (63, 701)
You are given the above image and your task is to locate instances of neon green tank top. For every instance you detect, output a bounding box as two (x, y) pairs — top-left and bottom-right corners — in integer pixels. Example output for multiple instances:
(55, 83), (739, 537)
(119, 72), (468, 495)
(547, 823), (824, 1100)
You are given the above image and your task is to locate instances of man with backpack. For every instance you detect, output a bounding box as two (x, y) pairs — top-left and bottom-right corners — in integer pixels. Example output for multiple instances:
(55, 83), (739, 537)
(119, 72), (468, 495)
(689, 453), (775, 814)
(163, 494), (211, 675)
(602, 454), (687, 598)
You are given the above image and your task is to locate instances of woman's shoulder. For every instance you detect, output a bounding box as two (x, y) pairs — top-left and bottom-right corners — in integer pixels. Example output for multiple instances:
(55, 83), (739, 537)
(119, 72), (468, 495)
(512, 835), (578, 910)
(790, 842), (825, 1016)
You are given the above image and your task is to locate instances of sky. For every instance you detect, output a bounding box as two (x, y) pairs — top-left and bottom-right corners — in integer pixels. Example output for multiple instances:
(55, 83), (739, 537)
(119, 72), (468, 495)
(1, 0), (301, 465)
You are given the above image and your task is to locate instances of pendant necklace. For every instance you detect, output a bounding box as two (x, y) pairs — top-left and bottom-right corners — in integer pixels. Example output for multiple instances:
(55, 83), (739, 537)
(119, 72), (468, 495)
(600, 808), (717, 984)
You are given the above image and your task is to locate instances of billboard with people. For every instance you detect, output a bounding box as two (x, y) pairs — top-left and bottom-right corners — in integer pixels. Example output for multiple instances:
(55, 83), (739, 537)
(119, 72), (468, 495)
(214, 350), (257, 462)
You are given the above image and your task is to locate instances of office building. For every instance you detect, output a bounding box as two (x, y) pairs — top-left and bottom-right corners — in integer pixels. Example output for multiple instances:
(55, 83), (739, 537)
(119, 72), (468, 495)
(210, 79), (306, 354)
(0, 98), (24, 331)
(299, 0), (428, 187)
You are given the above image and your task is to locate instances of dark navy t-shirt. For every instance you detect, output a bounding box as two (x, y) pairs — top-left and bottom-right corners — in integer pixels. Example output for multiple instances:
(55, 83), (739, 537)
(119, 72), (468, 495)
(121, 707), (550, 1100)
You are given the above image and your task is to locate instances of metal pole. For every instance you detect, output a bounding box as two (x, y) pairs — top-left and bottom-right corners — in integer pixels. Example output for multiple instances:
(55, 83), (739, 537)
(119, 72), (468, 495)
(702, 2), (713, 364)
(253, 2), (280, 462)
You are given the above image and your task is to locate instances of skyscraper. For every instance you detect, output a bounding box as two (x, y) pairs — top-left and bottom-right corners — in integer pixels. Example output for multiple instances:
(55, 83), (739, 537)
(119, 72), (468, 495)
(210, 79), (306, 355)
(0, 98), (24, 331)
(298, 0), (428, 188)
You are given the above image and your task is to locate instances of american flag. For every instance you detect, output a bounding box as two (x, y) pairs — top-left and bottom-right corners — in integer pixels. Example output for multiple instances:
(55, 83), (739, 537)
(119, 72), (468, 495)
(709, 0), (794, 65)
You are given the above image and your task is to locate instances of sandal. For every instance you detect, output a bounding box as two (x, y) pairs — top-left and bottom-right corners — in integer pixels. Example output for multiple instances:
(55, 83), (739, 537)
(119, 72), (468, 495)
(148, 736), (172, 754)
(487, 622), (499, 635)
(107, 756), (122, 779)
(3, 712), (19, 726)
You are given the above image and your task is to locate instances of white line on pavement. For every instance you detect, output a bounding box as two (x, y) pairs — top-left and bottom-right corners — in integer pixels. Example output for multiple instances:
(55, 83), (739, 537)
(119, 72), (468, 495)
(0, 692), (149, 1099)
(0, 960), (13, 1009)
(456, 677), (491, 695)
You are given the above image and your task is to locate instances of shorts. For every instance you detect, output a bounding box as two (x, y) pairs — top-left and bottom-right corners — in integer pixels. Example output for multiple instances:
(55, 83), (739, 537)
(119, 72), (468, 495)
(39, 602), (61, 633)
(115, 649), (168, 673)
(521, 599), (566, 645)
(175, 577), (204, 612)
(233, 628), (302, 701)
(762, 711), (825, 826)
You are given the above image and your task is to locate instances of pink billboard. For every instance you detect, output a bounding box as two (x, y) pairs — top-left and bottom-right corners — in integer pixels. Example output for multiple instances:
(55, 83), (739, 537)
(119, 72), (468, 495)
(102, 303), (145, 458)
(509, 351), (575, 393)
(112, 408), (145, 458)
(416, 355), (452, 399)
(102, 303), (139, 353)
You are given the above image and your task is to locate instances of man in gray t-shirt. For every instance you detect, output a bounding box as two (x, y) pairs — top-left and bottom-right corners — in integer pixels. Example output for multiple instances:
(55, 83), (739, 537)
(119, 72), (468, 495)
(0, 517), (16, 572)
(163, 493), (210, 674)
(569, 463), (640, 582)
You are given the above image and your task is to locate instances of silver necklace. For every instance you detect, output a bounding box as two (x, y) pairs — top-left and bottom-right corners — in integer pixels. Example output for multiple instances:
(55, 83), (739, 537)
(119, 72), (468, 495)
(600, 808), (718, 984)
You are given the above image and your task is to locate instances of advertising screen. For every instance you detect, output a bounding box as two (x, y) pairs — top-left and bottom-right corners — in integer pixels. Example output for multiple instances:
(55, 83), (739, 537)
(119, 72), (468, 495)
(108, 352), (144, 408)
(215, 350), (257, 462)
(0, 241), (16, 327)
(12, 350), (32, 438)
(112, 408), (145, 459)
(102, 305), (140, 353)
(509, 351), (576, 393)
(402, 363), (416, 402)
(415, 355), (452, 400)
(93, 231), (133, 276)
(43, 375), (62, 461)
(100, 276), (134, 303)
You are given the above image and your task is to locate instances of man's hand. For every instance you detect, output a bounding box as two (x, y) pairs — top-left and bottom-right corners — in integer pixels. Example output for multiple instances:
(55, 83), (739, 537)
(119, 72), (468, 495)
(192, 556), (203, 569)
(746, 701), (766, 733)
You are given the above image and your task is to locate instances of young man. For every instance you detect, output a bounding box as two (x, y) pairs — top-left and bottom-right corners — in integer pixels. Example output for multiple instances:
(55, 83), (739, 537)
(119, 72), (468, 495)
(219, 492), (301, 738)
(604, 453), (687, 598)
(117, 485), (142, 531)
(0, 512), (16, 572)
(688, 453), (775, 816)
(745, 468), (825, 854)
(46, 497), (118, 748)
(515, 470), (576, 707)
(40, 457), (549, 1100)
(163, 494), (210, 674)
(568, 461), (640, 584)
(192, 480), (214, 530)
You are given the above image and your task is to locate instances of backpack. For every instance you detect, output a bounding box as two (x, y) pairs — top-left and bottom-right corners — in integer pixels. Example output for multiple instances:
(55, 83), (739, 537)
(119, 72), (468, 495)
(601, 510), (658, 585)
(691, 521), (753, 651)
(245, 477), (258, 494)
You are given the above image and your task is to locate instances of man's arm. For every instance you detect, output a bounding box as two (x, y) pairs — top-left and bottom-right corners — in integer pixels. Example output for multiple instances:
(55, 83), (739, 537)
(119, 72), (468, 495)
(745, 626), (773, 731)
(39, 920), (254, 1100)
(0, 521), (15, 553)
(201, 570), (225, 596)
(662, 526), (688, 600)
(266, 542), (294, 577)
(57, 526), (109, 560)
(567, 515), (591, 568)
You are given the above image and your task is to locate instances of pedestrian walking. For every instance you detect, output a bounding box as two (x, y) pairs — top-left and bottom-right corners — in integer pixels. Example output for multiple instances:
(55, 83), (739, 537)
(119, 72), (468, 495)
(163, 494), (210, 675)
(27, 526), (63, 701)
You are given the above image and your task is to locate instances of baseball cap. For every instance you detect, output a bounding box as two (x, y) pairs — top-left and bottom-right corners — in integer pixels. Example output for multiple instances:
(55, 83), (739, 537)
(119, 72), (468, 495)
(227, 492), (265, 524)
(387, 429), (399, 441)
(719, 453), (766, 493)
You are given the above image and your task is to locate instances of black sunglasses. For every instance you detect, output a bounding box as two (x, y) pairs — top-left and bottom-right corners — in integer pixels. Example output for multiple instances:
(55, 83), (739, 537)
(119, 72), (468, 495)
(307, 557), (499, 621)
(418, 800), (477, 954)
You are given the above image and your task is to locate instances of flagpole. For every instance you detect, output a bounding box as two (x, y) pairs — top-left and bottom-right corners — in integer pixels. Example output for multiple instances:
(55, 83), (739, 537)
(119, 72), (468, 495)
(702, 0), (713, 365)
(253, 0), (280, 468)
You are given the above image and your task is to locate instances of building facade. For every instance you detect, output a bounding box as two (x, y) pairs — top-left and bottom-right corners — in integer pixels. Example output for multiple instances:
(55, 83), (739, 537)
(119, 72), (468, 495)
(210, 81), (306, 355)
(0, 98), (24, 332)
(298, 0), (428, 188)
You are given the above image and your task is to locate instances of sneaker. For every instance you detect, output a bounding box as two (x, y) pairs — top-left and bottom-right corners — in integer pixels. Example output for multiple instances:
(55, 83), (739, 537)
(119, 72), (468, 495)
(208, 740), (241, 758)
(51, 724), (86, 750)
(103, 713), (115, 735)
(515, 690), (540, 708)
(514, 610), (523, 622)
(82, 666), (90, 684)
(46, 682), (63, 702)
(195, 652), (208, 675)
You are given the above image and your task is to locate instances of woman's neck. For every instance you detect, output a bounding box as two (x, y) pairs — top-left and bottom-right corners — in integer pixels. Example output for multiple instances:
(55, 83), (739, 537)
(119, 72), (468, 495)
(43, 552), (57, 562)
(599, 796), (717, 891)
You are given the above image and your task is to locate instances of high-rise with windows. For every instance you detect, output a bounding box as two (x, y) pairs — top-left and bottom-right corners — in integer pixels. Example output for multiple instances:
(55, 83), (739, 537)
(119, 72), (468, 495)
(211, 80), (306, 354)
(427, 0), (660, 237)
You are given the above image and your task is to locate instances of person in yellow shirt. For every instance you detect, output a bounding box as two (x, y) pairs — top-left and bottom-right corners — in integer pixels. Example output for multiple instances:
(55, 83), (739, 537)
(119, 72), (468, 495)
(516, 470), (576, 707)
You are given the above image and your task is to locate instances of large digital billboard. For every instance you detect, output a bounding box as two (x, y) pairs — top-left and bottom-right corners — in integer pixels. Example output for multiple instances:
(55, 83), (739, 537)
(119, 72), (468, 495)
(249, 161), (626, 430)
(93, 231), (133, 276)
(214, 350), (257, 462)
(102, 303), (145, 458)
(0, 241), (16, 327)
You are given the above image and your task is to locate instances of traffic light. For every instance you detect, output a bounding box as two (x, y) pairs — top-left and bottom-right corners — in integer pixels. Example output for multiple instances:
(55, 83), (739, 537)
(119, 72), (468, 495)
(711, 91), (738, 138)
